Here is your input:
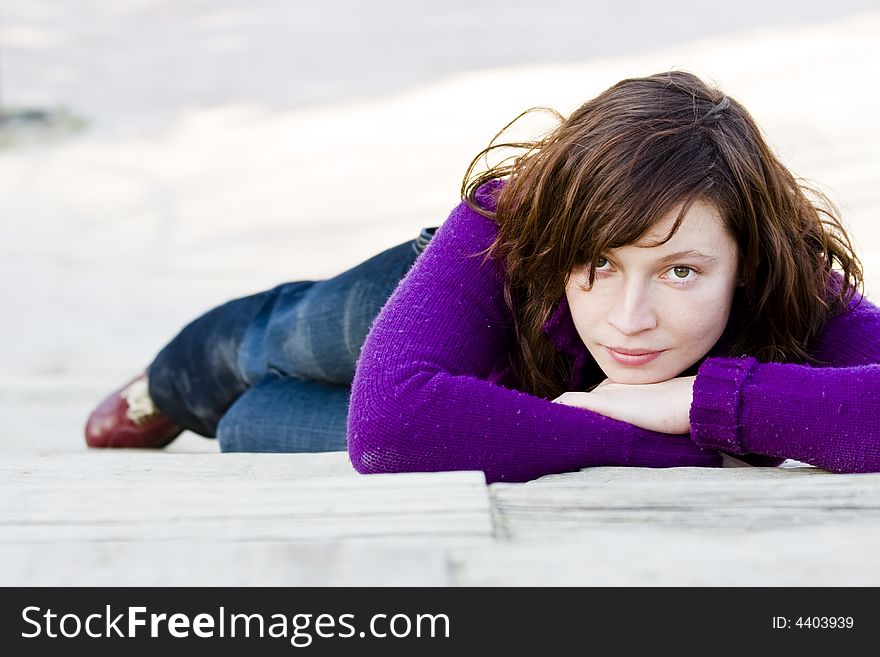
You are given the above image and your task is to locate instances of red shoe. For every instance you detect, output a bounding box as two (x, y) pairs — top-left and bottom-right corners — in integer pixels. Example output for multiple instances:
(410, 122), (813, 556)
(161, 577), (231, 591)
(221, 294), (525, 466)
(85, 373), (183, 448)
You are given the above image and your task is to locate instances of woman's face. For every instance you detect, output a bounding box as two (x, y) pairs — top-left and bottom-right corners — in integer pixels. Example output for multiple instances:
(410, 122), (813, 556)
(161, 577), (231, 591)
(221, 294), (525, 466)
(564, 199), (740, 384)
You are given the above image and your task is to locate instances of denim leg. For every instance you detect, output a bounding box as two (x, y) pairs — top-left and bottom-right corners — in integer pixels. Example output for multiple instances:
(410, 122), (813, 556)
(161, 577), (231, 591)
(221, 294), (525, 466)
(147, 285), (311, 437)
(147, 227), (437, 440)
(216, 371), (349, 452)
(216, 237), (427, 451)
(257, 237), (428, 385)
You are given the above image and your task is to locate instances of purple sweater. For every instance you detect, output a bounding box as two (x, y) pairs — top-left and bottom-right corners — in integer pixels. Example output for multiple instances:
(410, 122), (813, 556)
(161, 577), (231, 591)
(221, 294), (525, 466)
(347, 187), (880, 483)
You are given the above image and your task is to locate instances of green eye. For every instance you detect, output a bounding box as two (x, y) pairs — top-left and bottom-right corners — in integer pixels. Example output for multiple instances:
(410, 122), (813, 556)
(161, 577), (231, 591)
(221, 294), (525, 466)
(595, 257), (609, 268)
(672, 266), (692, 278)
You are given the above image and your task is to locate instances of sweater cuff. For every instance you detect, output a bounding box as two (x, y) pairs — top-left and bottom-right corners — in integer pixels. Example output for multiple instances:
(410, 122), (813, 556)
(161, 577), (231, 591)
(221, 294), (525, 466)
(689, 356), (758, 455)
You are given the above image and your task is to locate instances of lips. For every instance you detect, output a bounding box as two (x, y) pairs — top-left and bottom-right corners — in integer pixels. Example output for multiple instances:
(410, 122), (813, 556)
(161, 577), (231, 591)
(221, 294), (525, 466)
(608, 346), (662, 355)
(605, 347), (665, 366)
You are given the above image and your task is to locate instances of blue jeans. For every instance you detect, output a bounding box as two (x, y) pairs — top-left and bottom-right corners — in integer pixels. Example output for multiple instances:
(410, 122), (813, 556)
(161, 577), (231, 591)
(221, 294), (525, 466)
(147, 227), (437, 452)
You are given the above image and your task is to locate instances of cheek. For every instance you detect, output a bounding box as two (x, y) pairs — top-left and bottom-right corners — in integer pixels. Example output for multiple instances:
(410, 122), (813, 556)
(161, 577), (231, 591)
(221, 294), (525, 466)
(664, 290), (733, 345)
(565, 286), (608, 339)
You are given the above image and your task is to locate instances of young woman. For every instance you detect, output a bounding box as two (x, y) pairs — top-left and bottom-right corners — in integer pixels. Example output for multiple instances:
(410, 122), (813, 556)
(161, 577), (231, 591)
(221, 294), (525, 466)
(85, 70), (880, 483)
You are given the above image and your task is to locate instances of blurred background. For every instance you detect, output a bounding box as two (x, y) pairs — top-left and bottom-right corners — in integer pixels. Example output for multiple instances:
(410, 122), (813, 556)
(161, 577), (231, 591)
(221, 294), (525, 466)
(1, 0), (878, 452)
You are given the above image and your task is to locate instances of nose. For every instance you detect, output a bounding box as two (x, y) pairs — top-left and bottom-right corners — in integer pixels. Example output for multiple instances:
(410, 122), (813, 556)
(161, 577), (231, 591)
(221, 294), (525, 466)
(607, 279), (658, 335)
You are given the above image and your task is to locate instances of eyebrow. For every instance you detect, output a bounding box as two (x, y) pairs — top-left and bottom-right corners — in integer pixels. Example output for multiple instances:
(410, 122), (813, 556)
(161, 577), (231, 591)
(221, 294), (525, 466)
(651, 250), (718, 265)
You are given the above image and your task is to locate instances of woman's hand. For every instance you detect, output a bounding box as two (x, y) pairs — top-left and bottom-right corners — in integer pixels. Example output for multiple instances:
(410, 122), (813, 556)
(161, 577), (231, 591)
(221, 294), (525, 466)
(552, 376), (696, 434)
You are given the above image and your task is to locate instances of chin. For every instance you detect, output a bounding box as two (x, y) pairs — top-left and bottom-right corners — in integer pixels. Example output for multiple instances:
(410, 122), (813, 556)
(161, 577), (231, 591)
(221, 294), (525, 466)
(609, 374), (668, 385)
(602, 364), (677, 385)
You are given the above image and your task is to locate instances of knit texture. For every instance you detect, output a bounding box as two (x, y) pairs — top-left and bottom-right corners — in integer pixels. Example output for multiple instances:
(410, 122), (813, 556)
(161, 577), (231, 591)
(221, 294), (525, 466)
(690, 289), (880, 473)
(348, 188), (880, 482)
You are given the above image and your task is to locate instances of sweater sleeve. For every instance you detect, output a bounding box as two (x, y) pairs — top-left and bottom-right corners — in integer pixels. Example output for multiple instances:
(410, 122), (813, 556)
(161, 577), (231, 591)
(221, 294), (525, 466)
(348, 200), (722, 483)
(690, 292), (880, 473)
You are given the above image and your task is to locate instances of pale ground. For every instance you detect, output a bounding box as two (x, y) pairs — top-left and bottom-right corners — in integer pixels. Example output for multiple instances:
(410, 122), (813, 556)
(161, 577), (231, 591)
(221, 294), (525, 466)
(1, 3), (879, 585)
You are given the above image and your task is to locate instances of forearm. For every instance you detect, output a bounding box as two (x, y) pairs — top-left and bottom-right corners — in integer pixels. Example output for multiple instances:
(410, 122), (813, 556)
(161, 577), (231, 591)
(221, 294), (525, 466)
(690, 357), (880, 473)
(349, 370), (722, 483)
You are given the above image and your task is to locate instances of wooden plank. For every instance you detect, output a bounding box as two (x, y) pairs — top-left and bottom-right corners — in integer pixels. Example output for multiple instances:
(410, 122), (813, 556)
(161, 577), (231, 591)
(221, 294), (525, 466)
(489, 466), (880, 537)
(1, 451), (358, 481)
(0, 453), (491, 584)
(451, 524), (880, 586)
(0, 541), (452, 586)
(0, 470), (493, 544)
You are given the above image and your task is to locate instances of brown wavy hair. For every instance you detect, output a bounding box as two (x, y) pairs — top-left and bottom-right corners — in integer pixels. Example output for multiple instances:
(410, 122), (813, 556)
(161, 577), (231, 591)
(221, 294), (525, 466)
(462, 70), (862, 399)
